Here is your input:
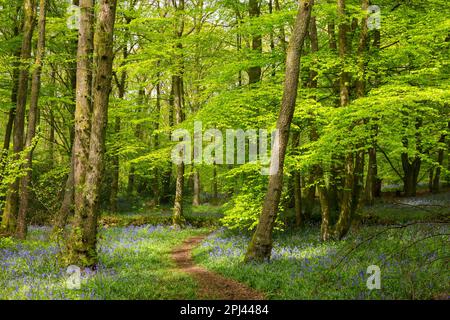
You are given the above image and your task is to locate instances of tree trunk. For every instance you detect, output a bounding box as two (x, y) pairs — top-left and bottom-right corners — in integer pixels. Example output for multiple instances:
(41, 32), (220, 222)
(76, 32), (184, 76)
(245, 0), (313, 263)
(72, 0), (94, 237)
(1, 0), (36, 233)
(53, 148), (75, 232)
(172, 0), (186, 228)
(172, 71), (185, 226)
(291, 131), (302, 226)
(293, 171), (302, 227)
(16, 0), (47, 239)
(402, 154), (421, 197)
(431, 134), (445, 193)
(192, 168), (201, 206)
(332, 0), (367, 240)
(302, 15), (319, 221)
(110, 56), (127, 212)
(68, 0), (117, 267)
(248, 0), (262, 84)
(365, 146), (377, 205)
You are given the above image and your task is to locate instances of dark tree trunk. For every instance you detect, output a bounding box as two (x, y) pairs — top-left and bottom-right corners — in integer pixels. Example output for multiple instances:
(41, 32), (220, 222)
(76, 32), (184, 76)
(245, 0), (313, 263)
(401, 154), (421, 197)
(431, 134), (445, 193)
(248, 0), (262, 84)
(365, 146), (378, 205)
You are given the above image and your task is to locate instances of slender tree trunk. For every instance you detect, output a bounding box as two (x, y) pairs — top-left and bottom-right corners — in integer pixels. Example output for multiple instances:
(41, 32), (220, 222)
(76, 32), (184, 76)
(0, 49), (20, 213)
(192, 168), (201, 206)
(2, 0), (36, 233)
(291, 131), (302, 226)
(245, 0), (313, 263)
(110, 53), (127, 212)
(302, 15), (319, 221)
(152, 69), (162, 205)
(172, 0), (186, 228)
(317, 170), (331, 241)
(172, 71), (185, 226)
(49, 109), (55, 167)
(16, 0), (47, 239)
(365, 146), (377, 205)
(248, 0), (262, 84)
(53, 148), (75, 232)
(431, 134), (445, 193)
(0, 3), (21, 181)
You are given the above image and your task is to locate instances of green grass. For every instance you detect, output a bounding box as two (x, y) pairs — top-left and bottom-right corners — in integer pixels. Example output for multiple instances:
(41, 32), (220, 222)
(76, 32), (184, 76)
(193, 223), (449, 299)
(0, 225), (210, 300)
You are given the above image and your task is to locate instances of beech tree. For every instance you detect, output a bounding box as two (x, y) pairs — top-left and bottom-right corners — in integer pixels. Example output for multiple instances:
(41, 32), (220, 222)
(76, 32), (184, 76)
(245, 0), (313, 262)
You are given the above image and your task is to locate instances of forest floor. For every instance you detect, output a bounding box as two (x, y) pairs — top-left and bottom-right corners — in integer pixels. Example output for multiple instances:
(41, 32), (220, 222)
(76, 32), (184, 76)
(0, 193), (448, 299)
(171, 234), (265, 300)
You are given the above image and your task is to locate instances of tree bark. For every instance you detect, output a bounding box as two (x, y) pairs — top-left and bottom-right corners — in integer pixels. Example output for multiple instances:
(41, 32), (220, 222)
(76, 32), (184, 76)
(245, 0), (313, 262)
(72, 0), (94, 234)
(16, 0), (47, 239)
(1, 0), (36, 233)
(248, 0), (262, 84)
(192, 168), (201, 206)
(172, 0), (186, 228)
(110, 52), (127, 212)
(68, 0), (117, 266)
(332, 0), (367, 239)
(431, 134), (445, 193)
(53, 148), (75, 232)
(402, 154), (421, 197)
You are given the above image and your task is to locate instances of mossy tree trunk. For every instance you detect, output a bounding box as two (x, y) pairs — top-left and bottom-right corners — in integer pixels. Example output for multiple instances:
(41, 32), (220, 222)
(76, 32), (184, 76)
(68, 0), (117, 266)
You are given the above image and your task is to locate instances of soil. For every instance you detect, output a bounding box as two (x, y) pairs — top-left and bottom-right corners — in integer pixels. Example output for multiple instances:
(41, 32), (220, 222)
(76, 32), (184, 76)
(171, 235), (265, 300)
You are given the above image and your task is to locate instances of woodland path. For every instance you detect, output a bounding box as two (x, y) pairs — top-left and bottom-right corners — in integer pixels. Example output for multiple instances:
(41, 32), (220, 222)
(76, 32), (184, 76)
(171, 234), (265, 300)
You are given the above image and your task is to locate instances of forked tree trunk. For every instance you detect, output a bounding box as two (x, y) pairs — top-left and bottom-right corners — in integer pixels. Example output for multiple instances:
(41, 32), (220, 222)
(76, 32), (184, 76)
(245, 0), (313, 263)
(1, 0), (36, 233)
(16, 0), (47, 239)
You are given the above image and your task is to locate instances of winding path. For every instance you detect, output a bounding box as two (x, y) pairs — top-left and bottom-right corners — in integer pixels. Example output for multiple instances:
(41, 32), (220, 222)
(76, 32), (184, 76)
(171, 235), (265, 300)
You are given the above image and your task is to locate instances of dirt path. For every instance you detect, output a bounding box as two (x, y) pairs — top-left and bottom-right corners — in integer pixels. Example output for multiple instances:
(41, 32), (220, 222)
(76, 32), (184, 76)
(171, 235), (265, 300)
